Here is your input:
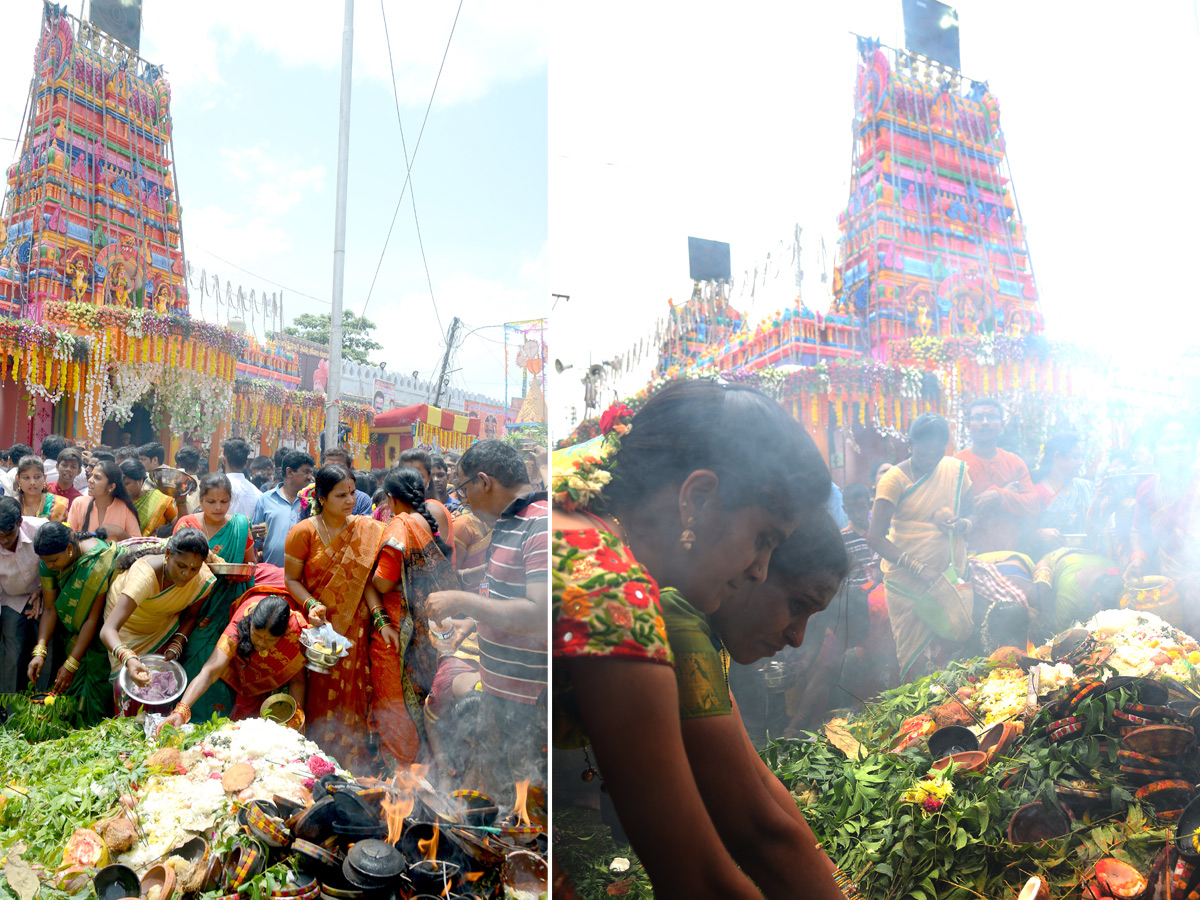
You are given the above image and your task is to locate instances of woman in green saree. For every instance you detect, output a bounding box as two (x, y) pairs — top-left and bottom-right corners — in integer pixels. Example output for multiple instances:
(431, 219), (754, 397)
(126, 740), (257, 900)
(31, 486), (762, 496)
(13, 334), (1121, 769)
(27, 523), (124, 725)
(120, 459), (179, 537)
(174, 472), (257, 722)
(867, 413), (977, 682)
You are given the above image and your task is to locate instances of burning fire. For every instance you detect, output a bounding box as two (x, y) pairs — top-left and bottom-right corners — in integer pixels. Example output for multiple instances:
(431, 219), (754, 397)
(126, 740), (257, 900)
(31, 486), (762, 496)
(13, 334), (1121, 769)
(417, 826), (441, 874)
(513, 779), (531, 827)
(375, 764), (427, 844)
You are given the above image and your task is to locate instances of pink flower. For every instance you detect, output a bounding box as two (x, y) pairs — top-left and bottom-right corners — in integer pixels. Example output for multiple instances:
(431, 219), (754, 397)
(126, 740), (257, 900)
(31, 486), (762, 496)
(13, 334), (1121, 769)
(307, 755), (335, 777)
(923, 796), (943, 813)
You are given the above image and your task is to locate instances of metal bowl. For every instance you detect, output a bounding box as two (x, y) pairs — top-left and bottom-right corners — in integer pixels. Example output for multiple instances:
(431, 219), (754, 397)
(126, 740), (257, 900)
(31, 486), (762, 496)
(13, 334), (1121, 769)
(151, 467), (198, 499)
(300, 630), (347, 672)
(117, 654), (187, 714)
(261, 693), (298, 724)
(209, 562), (256, 582)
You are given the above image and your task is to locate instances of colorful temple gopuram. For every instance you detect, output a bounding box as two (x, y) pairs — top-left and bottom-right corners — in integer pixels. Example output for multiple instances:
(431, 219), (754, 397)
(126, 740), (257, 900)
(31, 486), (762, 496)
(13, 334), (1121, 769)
(834, 36), (1041, 352)
(0, 7), (187, 316)
(563, 37), (1123, 477)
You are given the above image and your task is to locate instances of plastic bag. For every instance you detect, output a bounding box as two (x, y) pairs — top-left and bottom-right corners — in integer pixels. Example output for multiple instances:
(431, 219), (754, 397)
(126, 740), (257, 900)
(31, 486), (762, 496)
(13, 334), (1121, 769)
(300, 622), (353, 658)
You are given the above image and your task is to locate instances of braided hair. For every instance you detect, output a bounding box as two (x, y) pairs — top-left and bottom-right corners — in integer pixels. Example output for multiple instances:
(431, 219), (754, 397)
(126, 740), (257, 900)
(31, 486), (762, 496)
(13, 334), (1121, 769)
(115, 527), (209, 571)
(235, 594), (291, 659)
(385, 466), (452, 559)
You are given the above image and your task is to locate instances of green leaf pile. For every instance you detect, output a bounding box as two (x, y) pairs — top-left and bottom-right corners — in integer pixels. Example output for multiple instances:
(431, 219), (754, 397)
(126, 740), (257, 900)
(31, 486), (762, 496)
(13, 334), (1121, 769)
(765, 660), (1172, 900)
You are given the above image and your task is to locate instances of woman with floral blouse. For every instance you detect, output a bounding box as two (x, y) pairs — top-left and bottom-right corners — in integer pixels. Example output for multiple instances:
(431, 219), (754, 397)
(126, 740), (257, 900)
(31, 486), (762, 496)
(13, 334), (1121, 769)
(552, 380), (849, 900)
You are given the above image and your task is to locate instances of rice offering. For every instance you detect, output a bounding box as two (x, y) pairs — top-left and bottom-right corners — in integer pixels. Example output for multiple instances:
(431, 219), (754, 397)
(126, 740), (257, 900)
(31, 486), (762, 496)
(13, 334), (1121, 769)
(119, 718), (347, 869)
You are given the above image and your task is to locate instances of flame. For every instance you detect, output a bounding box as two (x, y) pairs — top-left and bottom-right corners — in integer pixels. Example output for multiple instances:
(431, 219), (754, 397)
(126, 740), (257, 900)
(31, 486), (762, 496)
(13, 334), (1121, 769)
(464, 872), (483, 883)
(513, 779), (531, 827)
(380, 792), (414, 845)
(377, 764), (427, 844)
(417, 827), (440, 865)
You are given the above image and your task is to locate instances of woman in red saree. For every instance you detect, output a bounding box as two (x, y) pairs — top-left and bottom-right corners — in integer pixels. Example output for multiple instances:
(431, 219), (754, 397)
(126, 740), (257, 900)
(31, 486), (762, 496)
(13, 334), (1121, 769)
(157, 587), (308, 732)
(366, 467), (458, 767)
(285, 465), (384, 774)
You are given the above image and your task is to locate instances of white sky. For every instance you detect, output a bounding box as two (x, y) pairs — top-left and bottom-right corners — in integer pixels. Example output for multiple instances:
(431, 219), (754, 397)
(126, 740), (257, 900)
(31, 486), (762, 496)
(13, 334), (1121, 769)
(549, 0), (1200, 433)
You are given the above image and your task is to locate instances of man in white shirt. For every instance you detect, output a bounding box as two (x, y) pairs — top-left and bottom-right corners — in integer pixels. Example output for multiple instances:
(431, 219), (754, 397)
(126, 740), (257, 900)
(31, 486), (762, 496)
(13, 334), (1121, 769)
(0, 443), (32, 496)
(222, 437), (262, 519)
(0, 498), (46, 697)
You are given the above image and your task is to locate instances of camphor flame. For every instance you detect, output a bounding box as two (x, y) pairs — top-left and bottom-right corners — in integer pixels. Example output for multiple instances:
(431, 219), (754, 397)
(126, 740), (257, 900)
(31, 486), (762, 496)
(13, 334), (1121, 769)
(379, 764), (427, 845)
(513, 779), (531, 827)
(417, 826), (440, 868)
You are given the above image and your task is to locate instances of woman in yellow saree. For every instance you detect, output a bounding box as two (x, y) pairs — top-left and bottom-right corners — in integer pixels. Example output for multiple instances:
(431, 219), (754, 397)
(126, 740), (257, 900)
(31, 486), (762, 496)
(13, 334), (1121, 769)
(867, 414), (976, 682)
(98, 528), (215, 712)
(120, 459), (178, 537)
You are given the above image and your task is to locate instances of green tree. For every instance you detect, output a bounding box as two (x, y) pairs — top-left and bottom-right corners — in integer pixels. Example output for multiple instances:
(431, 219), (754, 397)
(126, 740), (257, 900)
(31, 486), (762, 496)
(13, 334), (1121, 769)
(284, 311), (383, 364)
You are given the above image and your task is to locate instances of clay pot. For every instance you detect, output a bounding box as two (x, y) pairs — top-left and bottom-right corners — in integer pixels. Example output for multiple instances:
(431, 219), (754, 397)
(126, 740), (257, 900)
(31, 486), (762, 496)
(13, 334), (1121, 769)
(1092, 858), (1148, 900)
(979, 721), (1018, 761)
(929, 750), (988, 775)
(1006, 802), (1072, 844)
(927, 725), (978, 759)
(140, 864), (176, 900)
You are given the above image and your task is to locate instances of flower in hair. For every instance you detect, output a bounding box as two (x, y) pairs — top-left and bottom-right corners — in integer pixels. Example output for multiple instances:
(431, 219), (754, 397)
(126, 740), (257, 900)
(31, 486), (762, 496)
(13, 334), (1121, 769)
(599, 402), (632, 436)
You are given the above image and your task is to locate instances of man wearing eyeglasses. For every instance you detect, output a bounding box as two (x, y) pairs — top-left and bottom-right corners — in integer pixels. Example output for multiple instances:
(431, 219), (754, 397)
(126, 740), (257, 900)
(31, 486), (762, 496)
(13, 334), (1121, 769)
(955, 397), (1040, 553)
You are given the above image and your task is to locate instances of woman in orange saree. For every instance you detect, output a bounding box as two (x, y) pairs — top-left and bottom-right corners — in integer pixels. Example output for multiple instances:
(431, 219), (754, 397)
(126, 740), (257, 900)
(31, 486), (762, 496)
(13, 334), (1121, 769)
(157, 587), (309, 732)
(366, 468), (458, 767)
(285, 465), (384, 774)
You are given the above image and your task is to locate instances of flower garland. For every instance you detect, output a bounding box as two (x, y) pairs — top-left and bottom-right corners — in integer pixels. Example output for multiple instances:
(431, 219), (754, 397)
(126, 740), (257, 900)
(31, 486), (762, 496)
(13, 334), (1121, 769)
(232, 380), (328, 444)
(551, 402), (630, 513)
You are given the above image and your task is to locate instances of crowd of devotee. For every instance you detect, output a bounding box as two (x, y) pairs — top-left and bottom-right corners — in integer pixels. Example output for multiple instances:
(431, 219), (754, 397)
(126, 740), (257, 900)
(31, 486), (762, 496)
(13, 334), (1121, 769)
(0, 432), (548, 801)
(724, 396), (1187, 743)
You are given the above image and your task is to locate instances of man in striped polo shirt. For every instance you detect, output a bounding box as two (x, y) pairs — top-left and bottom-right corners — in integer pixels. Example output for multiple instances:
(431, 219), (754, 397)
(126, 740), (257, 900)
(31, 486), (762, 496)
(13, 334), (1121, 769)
(427, 439), (547, 806)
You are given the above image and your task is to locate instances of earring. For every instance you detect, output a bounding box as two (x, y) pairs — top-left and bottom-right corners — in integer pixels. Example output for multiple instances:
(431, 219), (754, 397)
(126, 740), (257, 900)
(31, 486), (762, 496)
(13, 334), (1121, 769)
(680, 516), (696, 552)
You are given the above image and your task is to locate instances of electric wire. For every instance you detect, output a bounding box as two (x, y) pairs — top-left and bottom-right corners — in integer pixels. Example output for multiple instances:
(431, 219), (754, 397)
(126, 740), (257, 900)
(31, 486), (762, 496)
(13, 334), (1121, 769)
(189, 242), (331, 305)
(375, 0), (444, 342)
(360, 0), (464, 327)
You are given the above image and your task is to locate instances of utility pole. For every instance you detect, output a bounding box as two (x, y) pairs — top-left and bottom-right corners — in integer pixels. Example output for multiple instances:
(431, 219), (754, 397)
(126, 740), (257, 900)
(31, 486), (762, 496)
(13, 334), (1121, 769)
(432, 317), (462, 408)
(324, 0), (354, 454)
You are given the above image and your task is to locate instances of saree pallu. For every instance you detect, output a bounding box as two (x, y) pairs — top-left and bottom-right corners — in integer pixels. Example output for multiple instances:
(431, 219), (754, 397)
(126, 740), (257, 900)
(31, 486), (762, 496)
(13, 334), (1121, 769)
(176, 514), (254, 721)
(34, 492), (68, 523)
(215, 586), (308, 720)
(369, 513), (458, 766)
(40, 541), (123, 725)
(104, 557), (216, 675)
(877, 459), (973, 682)
(285, 515), (384, 774)
(135, 490), (177, 537)
(453, 511), (492, 585)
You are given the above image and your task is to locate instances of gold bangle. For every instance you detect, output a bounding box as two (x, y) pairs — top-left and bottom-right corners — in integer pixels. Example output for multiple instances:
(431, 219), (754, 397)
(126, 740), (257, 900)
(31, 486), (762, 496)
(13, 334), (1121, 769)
(63, 657), (80, 673)
(31, 645), (47, 658)
(173, 702), (191, 724)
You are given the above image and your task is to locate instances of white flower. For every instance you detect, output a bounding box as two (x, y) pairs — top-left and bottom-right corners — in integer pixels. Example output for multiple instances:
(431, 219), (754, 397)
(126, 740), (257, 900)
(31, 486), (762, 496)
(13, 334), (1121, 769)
(610, 858), (630, 873)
